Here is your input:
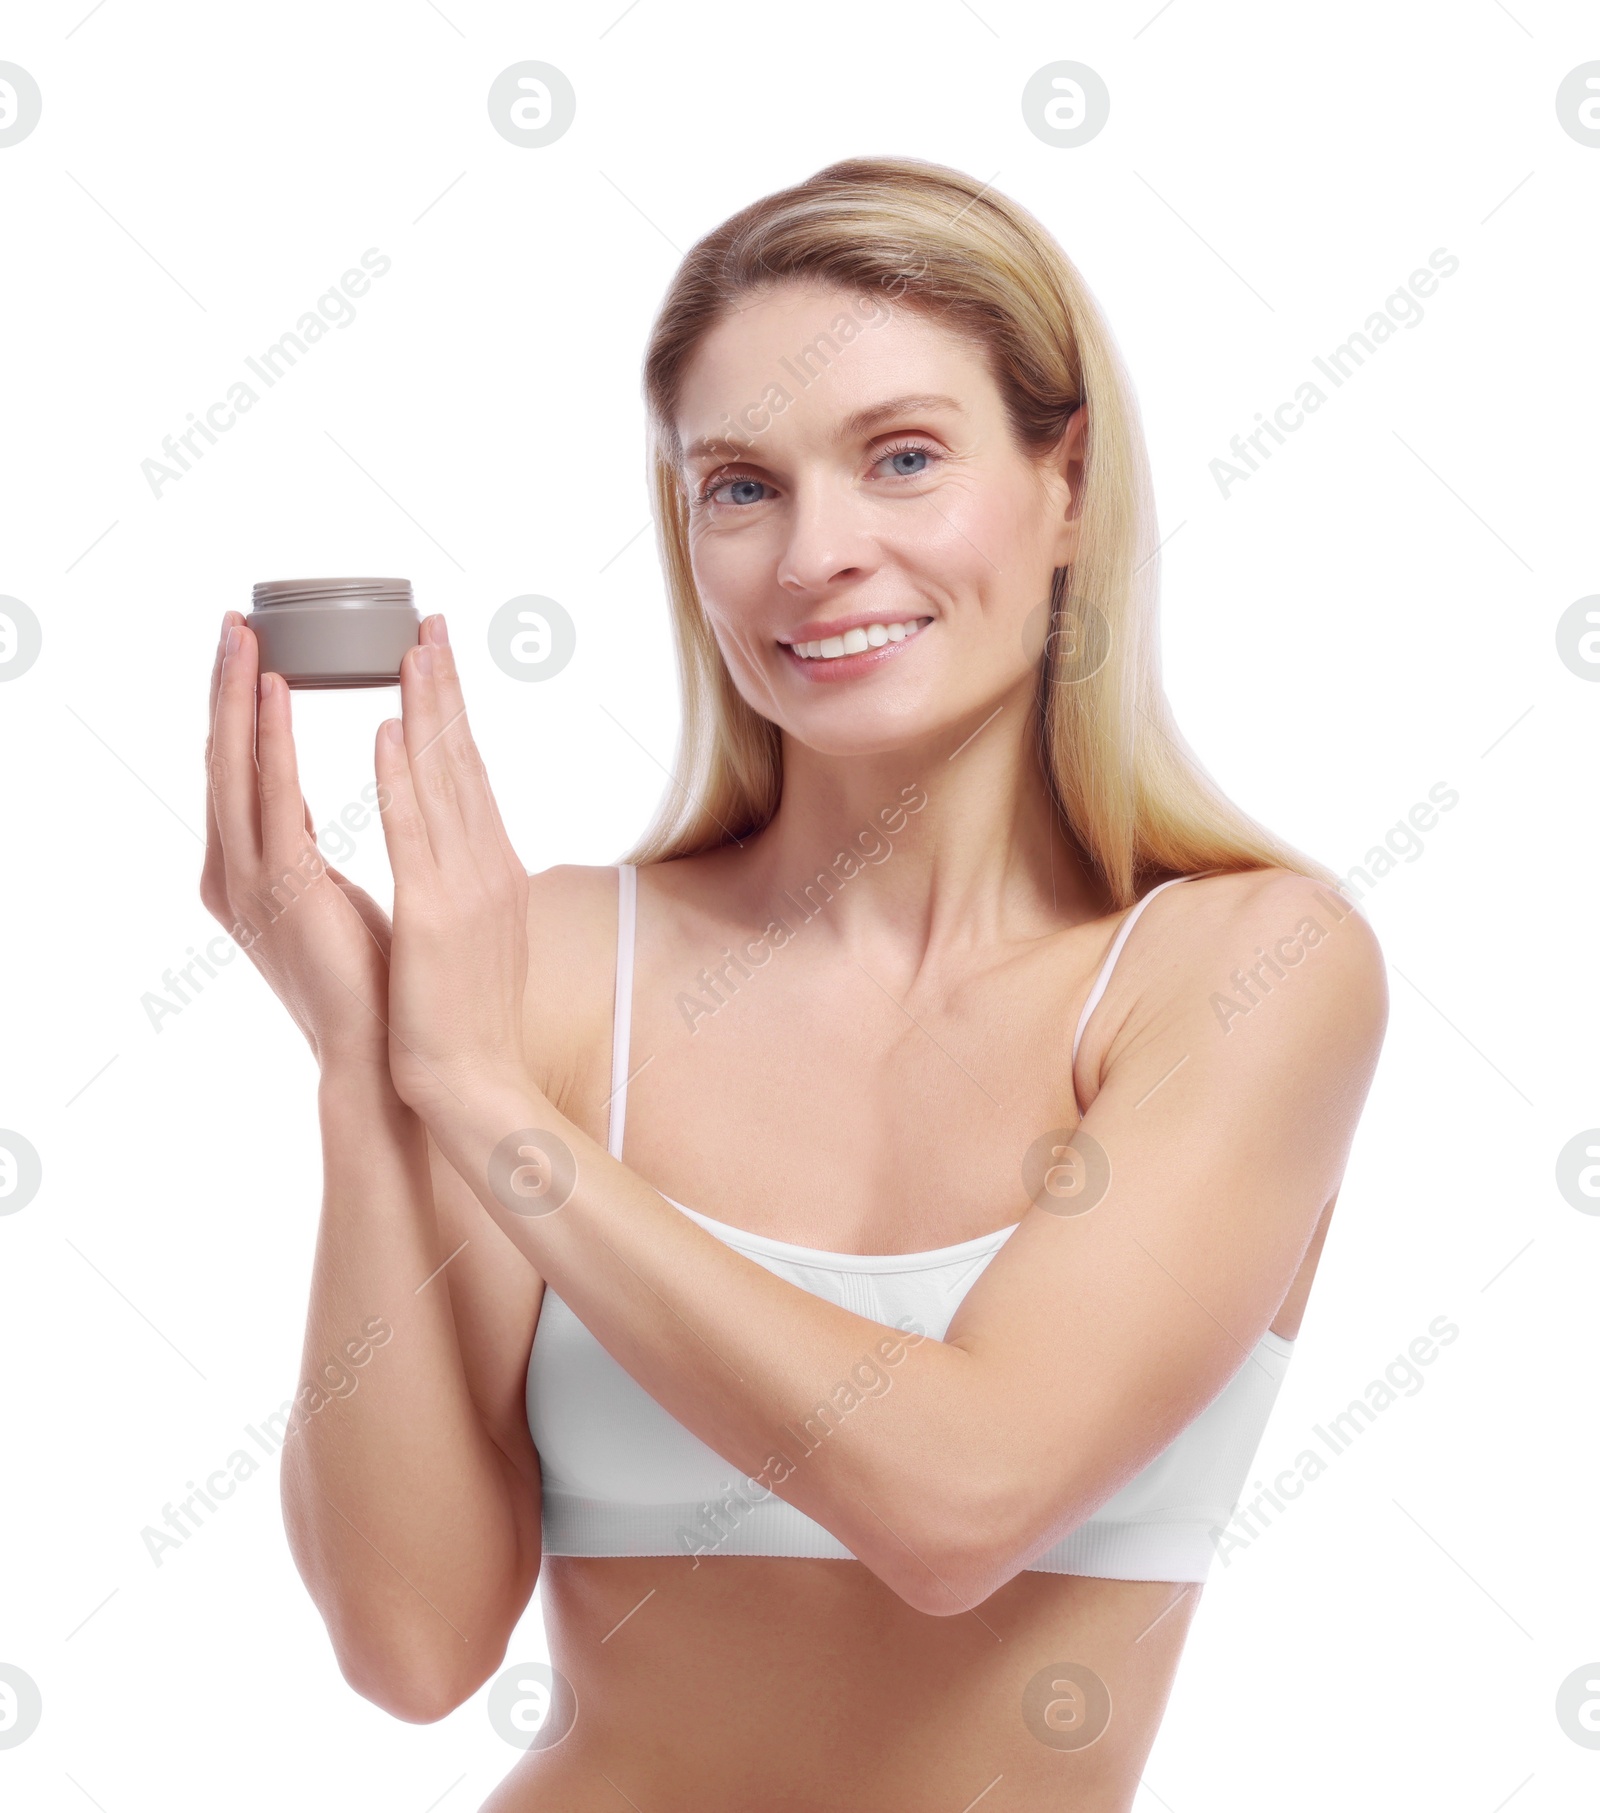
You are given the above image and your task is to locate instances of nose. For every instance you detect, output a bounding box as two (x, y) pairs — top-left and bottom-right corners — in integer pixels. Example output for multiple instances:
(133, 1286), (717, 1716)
(775, 473), (875, 596)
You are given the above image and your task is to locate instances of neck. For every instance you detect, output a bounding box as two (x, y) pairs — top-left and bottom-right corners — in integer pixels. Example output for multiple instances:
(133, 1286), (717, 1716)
(743, 686), (1110, 957)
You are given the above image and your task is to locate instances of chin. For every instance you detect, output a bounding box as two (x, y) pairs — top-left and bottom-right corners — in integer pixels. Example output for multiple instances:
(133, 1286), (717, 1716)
(775, 694), (958, 761)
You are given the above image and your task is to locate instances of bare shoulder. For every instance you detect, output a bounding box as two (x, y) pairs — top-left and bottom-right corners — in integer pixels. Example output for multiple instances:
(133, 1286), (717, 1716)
(520, 862), (625, 1131)
(1167, 866), (1387, 1032)
(1083, 866), (1388, 1104)
(524, 860), (623, 963)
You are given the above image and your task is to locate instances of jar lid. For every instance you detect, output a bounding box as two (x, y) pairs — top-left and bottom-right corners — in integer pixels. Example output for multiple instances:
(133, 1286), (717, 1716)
(252, 577), (414, 609)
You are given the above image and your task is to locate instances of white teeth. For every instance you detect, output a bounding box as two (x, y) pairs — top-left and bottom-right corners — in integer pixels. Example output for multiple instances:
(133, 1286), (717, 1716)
(787, 618), (930, 660)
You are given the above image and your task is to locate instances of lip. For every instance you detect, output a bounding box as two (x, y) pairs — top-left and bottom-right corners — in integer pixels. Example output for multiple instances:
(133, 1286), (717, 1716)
(778, 617), (932, 683)
(778, 610), (932, 645)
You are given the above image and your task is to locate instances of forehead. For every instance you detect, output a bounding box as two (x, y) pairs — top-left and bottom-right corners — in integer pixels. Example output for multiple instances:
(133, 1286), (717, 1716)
(674, 281), (999, 463)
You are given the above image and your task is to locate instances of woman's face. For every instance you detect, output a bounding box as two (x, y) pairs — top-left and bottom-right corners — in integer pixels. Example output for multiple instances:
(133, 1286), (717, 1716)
(674, 281), (1085, 758)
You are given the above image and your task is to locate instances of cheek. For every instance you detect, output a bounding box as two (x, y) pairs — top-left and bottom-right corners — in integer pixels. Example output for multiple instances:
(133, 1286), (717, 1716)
(690, 527), (758, 608)
(903, 475), (1039, 588)
(942, 488), (1062, 634)
(699, 590), (778, 685)
(691, 538), (774, 651)
(706, 611), (766, 673)
(960, 485), (1043, 563)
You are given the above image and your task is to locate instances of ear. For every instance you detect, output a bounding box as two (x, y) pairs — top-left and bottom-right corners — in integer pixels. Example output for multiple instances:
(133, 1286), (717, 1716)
(1044, 405), (1088, 566)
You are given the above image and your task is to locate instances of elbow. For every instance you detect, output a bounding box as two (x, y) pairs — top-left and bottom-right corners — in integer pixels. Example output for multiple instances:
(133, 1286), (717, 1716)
(329, 1550), (541, 1719)
(889, 1568), (991, 1620)
(281, 1461), (539, 1725)
(870, 1486), (1043, 1619)
(340, 1657), (458, 1726)
(313, 1546), (532, 1727)
(335, 1630), (502, 1724)
(879, 1539), (1011, 1618)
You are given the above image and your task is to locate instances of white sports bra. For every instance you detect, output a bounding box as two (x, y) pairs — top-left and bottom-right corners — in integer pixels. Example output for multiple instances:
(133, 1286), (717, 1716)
(524, 865), (1295, 1583)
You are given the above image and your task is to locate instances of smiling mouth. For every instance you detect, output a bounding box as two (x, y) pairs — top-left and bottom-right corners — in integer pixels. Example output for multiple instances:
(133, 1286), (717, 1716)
(782, 617), (933, 661)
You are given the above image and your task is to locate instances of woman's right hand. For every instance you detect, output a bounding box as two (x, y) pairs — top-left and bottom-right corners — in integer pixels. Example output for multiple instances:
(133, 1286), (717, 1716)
(200, 611), (396, 1076)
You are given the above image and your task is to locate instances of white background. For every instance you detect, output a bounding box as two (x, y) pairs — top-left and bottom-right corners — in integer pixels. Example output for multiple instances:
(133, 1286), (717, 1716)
(2, 1), (1596, 1807)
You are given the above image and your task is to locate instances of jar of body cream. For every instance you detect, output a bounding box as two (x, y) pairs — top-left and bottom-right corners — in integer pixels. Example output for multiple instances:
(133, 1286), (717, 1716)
(246, 578), (420, 688)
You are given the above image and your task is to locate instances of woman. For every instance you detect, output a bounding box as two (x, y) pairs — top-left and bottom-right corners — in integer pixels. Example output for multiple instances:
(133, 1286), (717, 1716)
(202, 157), (1386, 1809)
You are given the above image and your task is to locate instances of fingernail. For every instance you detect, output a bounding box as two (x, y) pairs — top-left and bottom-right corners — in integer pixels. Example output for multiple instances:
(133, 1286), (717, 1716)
(260, 672), (275, 698)
(385, 718), (404, 744)
(225, 626), (240, 656)
(417, 645), (434, 678)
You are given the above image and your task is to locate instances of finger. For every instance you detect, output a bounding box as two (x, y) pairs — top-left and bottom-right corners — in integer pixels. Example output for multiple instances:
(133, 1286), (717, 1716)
(305, 803), (393, 959)
(301, 793), (331, 879)
(398, 639), (474, 874)
(210, 620), (264, 878)
(374, 714), (438, 889)
(302, 786), (393, 952)
(421, 614), (523, 874)
(310, 804), (394, 952)
(202, 611), (244, 906)
(331, 873), (394, 959)
(208, 609), (242, 728)
(256, 670), (308, 872)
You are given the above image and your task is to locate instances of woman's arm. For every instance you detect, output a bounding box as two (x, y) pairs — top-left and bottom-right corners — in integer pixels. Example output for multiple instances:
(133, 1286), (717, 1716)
(381, 623), (1388, 1619)
(278, 1069), (543, 1720)
(202, 615), (544, 1716)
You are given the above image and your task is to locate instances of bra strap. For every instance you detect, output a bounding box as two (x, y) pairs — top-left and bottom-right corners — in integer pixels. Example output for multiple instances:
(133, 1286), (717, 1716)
(607, 863), (638, 1161)
(1070, 871), (1221, 1103)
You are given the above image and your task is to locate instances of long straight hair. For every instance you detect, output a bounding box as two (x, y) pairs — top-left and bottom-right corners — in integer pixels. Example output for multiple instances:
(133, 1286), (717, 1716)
(625, 155), (1333, 907)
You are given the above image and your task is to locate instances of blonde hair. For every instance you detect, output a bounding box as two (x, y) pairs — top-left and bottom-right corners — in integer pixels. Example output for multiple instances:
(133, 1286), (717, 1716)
(626, 155), (1333, 907)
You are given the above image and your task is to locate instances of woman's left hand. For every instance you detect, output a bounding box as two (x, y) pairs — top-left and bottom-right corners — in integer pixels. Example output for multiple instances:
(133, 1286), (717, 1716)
(374, 613), (538, 1125)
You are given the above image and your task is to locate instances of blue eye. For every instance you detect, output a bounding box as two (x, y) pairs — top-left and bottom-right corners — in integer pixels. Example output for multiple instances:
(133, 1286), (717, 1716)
(882, 445), (931, 477)
(698, 474), (771, 508)
(694, 438), (941, 508)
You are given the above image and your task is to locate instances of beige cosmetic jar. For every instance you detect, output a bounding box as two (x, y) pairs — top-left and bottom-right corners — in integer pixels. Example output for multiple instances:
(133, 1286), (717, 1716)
(246, 578), (420, 688)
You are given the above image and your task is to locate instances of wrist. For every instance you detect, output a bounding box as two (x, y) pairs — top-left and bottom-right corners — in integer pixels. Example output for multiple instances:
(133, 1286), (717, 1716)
(317, 1053), (412, 1114)
(419, 1071), (568, 1212)
(424, 1066), (554, 1148)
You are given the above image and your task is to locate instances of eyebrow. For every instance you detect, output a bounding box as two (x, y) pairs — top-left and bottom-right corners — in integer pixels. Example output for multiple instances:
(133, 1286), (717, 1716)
(681, 393), (965, 467)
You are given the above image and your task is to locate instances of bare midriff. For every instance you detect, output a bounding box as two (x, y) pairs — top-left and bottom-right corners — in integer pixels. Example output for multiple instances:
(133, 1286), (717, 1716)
(479, 1555), (1200, 1812)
